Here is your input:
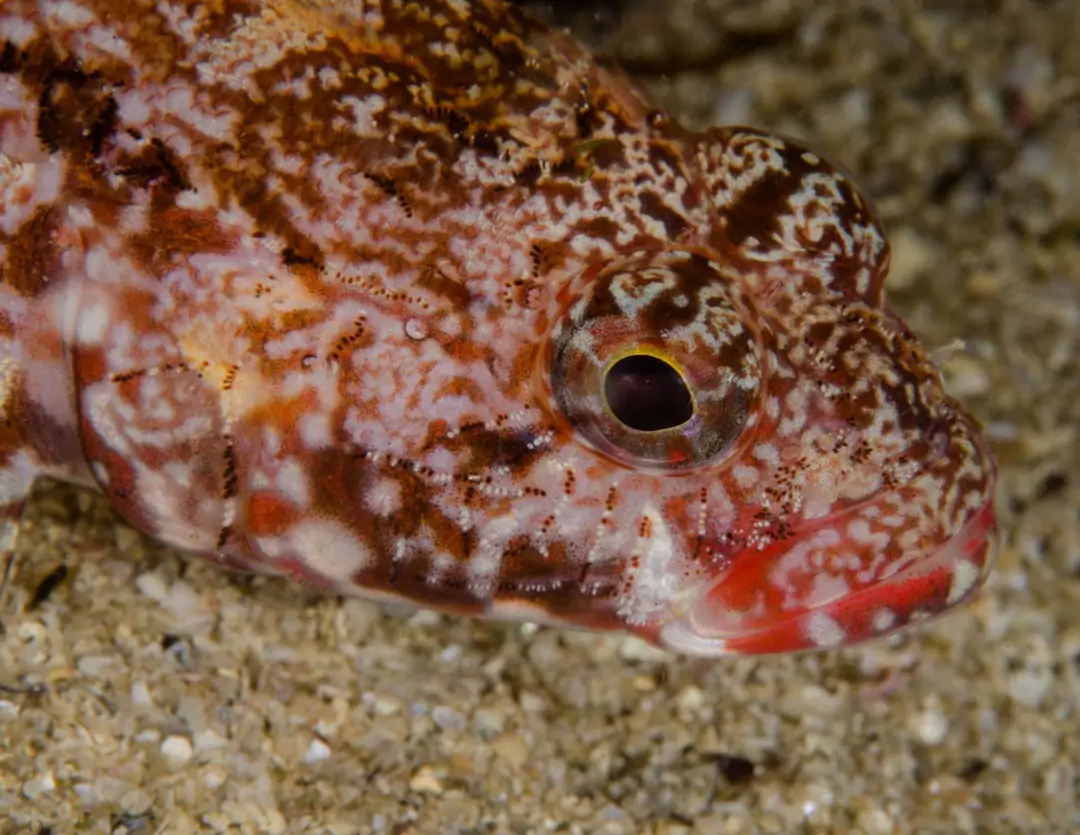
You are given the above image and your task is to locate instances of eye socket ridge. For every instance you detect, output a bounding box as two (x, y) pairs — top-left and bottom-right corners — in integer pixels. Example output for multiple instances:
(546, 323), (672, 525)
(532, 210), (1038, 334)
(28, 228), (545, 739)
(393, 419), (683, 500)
(601, 348), (696, 434)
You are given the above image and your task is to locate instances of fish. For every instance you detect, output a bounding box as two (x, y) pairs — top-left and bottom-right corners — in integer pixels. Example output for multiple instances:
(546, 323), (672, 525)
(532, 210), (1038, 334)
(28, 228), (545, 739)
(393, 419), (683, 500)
(0, 0), (997, 656)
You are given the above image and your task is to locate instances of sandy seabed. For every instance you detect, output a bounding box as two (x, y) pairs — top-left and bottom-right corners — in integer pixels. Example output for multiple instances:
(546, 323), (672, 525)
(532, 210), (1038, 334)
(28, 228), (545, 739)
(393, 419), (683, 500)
(2, 1), (1078, 833)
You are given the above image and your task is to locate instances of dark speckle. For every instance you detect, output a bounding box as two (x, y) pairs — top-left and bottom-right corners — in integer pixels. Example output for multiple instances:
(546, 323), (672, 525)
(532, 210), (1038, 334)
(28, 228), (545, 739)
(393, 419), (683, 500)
(710, 753), (757, 784)
(28, 565), (68, 609)
(959, 758), (989, 781)
(37, 62), (119, 158)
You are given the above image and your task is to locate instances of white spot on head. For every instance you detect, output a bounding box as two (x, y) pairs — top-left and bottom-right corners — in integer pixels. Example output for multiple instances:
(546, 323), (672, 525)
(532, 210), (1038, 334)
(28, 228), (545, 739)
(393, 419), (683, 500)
(617, 503), (681, 626)
(76, 302), (112, 345)
(805, 610), (846, 647)
(281, 518), (373, 584)
(275, 458), (310, 506)
(299, 412), (333, 449)
(753, 442), (779, 468)
(946, 559), (981, 606)
(0, 449), (39, 503)
(365, 477), (402, 516)
(0, 15), (39, 48)
(871, 607), (897, 633)
(42, 0), (97, 28)
(339, 93), (386, 135)
(733, 464), (759, 489)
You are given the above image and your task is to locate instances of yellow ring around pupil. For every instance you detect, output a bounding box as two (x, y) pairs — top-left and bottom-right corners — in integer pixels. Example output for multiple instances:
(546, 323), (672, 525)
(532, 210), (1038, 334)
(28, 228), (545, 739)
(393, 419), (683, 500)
(600, 347), (697, 432)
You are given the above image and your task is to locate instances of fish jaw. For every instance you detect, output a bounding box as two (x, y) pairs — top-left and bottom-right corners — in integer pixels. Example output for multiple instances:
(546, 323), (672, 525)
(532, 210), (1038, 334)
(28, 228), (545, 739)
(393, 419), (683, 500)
(653, 472), (998, 657)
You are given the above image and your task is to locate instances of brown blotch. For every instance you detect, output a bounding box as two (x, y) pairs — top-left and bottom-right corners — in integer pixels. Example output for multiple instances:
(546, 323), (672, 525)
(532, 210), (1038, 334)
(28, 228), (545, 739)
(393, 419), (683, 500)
(37, 62), (119, 159)
(494, 541), (572, 596)
(116, 138), (190, 195)
(0, 41), (18, 73)
(454, 425), (549, 475)
(417, 261), (472, 309)
(638, 190), (690, 241)
(282, 245), (321, 269)
(1, 205), (59, 298)
(126, 206), (239, 272)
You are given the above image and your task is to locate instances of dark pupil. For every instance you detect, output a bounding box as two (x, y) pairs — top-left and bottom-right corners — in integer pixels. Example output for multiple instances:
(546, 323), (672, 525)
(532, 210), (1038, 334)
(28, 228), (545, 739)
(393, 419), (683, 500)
(604, 354), (694, 432)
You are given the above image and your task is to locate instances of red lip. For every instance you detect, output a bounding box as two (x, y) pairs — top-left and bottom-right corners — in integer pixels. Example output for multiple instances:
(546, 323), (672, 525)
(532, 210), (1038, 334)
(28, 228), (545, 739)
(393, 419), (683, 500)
(658, 499), (998, 657)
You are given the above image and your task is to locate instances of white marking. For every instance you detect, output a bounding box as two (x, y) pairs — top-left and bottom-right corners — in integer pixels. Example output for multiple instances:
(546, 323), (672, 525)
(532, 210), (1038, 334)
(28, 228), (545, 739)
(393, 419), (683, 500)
(82, 23), (134, 61)
(946, 559), (981, 606)
(656, 619), (728, 658)
(365, 477), (402, 516)
(299, 412), (333, 449)
(75, 302), (112, 345)
(0, 450), (38, 504)
(753, 442), (780, 468)
(339, 94), (386, 136)
(618, 503), (681, 626)
(0, 16), (39, 47)
(871, 608), (897, 633)
(732, 464), (759, 489)
(805, 611), (846, 648)
(282, 518), (374, 583)
(275, 458), (310, 506)
(42, 0), (97, 28)
(0, 156), (64, 235)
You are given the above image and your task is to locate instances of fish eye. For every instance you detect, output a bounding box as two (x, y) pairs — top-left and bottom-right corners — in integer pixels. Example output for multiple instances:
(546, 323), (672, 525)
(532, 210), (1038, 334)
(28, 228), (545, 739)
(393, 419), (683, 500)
(545, 250), (765, 472)
(603, 352), (694, 432)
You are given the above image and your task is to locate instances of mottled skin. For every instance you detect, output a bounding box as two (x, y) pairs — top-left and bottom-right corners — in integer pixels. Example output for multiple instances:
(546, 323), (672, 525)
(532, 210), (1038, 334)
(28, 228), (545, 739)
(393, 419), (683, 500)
(0, 0), (997, 655)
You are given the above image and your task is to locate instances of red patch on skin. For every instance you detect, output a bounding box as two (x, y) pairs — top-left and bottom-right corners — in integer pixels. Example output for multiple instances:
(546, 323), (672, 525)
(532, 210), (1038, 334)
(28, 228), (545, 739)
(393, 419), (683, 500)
(245, 490), (303, 537)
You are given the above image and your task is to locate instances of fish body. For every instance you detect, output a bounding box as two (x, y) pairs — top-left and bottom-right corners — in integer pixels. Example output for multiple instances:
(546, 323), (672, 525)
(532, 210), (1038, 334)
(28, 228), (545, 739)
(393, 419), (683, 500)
(0, 0), (996, 655)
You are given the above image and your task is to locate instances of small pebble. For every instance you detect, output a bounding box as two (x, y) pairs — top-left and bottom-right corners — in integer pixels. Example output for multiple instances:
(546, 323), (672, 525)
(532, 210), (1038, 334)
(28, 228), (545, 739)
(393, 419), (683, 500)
(22, 771), (56, 800)
(304, 738), (332, 764)
(129, 680), (153, 708)
(76, 654), (118, 678)
(160, 735), (194, 768)
(408, 765), (443, 795)
(857, 807), (896, 835)
(373, 695), (403, 716)
(675, 685), (705, 714)
(911, 705), (950, 746)
(431, 705), (464, 730)
(492, 732), (530, 769)
(473, 707), (506, 736)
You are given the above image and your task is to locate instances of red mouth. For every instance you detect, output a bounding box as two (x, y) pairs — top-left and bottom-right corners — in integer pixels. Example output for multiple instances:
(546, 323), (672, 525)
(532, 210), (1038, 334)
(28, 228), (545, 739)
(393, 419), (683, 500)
(657, 499), (998, 657)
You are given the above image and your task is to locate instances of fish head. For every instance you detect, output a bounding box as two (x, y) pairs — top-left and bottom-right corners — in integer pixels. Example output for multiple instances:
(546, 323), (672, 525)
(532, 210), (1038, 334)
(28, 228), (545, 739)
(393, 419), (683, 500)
(538, 131), (998, 656)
